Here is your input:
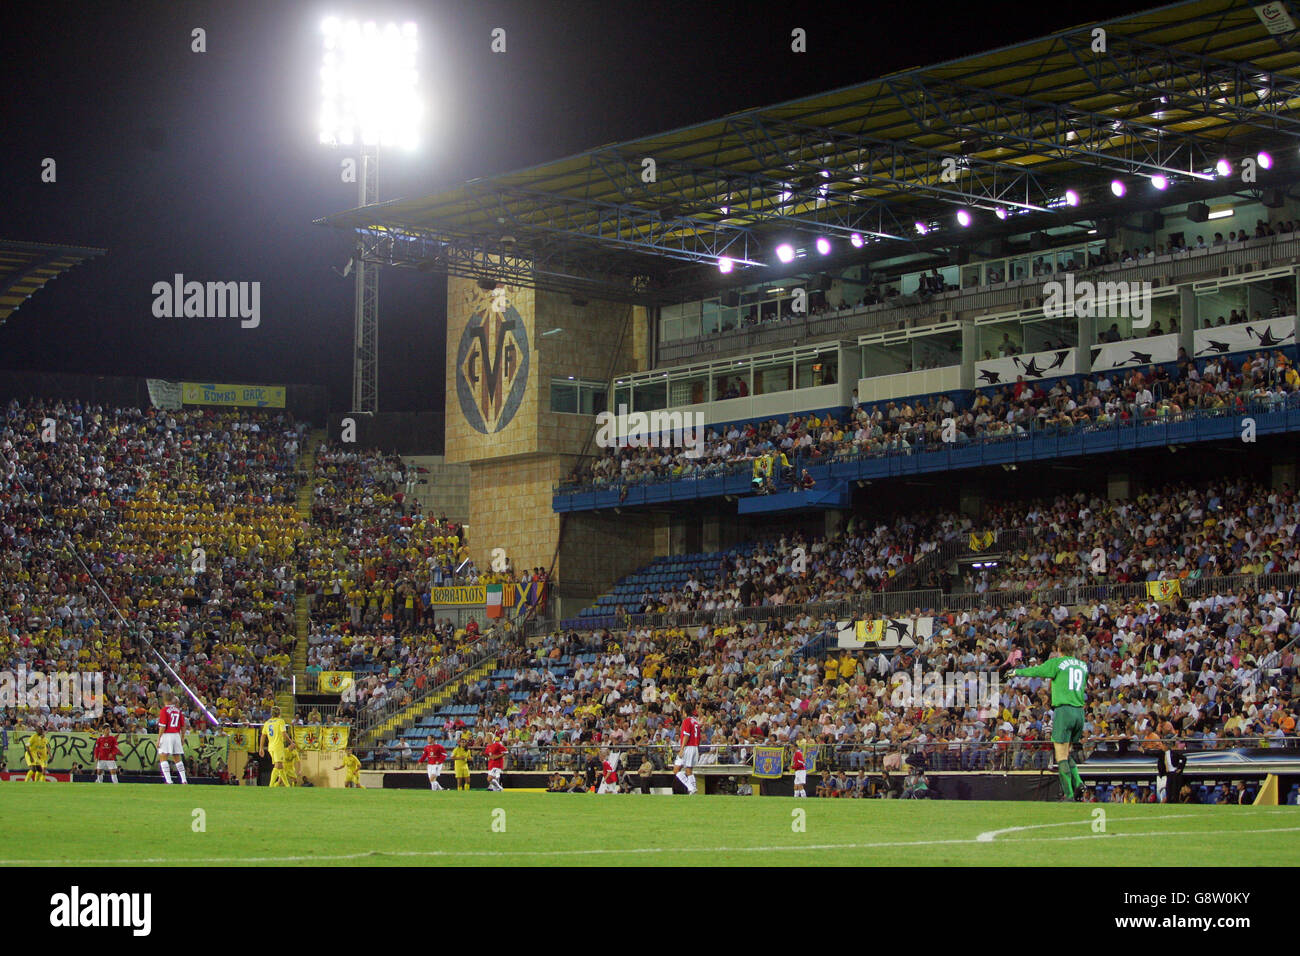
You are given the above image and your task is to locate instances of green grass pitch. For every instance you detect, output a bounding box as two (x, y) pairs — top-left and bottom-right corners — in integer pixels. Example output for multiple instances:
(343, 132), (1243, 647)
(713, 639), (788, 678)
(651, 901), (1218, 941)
(1, 785), (1297, 866)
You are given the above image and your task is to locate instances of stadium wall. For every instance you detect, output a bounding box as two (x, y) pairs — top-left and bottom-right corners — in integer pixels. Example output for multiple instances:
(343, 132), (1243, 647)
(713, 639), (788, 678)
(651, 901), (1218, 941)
(445, 274), (655, 592)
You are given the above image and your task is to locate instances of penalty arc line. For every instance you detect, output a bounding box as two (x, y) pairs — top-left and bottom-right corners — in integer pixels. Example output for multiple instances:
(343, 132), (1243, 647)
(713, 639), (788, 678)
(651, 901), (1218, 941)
(2, 824), (1299, 865)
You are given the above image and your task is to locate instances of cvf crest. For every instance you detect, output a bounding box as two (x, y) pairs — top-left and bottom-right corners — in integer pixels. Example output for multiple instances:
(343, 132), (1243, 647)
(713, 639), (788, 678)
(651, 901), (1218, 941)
(456, 297), (530, 434)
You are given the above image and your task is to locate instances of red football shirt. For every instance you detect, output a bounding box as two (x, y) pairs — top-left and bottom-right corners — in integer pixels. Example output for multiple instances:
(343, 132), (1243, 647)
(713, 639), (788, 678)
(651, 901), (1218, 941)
(421, 744), (447, 764)
(94, 735), (120, 760)
(792, 749), (805, 771)
(602, 760), (618, 784)
(680, 717), (700, 748)
(485, 741), (507, 770)
(158, 705), (185, 733)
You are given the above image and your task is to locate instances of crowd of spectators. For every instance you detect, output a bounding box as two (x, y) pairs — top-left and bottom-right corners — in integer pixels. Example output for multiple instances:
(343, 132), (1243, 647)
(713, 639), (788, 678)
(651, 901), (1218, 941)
(0, 399), (307, 733)
(970, 478), (1300, 594)
(565, 349), (1300, 493)
(424, 576), (1297, 785)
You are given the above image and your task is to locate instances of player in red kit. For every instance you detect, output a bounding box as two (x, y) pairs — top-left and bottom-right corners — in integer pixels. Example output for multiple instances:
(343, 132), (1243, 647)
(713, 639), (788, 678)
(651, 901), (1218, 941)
(673, 707), (701, 795)
(791, 745), (807, 798)
(597, 748), (620, 794)
(421, 735), (448, 790)
(484, 734), (507, 792)
(157, 692), (188, 784)
(94, 727), (121, 784)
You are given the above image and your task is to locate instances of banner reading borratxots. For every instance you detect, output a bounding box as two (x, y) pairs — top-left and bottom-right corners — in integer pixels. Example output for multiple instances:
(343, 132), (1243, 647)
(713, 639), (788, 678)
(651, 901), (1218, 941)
(3, 731), (228, 773)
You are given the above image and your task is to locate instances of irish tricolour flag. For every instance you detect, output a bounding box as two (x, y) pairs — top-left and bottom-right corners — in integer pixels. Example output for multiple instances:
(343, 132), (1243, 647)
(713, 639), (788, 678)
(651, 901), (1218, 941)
(486, 583), (504, 618)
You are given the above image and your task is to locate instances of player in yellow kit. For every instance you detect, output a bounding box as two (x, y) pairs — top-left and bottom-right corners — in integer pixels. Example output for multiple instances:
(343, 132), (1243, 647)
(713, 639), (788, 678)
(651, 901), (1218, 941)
(259, 706), (296, 787)
(283, 743), (301, 786)
(334, 749), (362, 788)
(451, 738), (471, 791)
(24, 729), (49, 782)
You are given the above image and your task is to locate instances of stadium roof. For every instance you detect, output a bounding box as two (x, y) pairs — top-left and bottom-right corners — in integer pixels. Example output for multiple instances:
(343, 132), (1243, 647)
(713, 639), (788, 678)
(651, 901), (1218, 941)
(317, 0), (1300, 303)
(0, 240), (106, 327)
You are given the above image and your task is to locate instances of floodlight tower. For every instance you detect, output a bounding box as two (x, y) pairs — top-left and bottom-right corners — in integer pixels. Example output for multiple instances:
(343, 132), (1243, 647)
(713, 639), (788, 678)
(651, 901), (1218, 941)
(319, 17), (420, 413)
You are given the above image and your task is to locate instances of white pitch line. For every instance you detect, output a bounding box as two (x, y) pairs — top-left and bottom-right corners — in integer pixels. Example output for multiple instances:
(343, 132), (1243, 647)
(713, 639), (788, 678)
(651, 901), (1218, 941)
(2, 823), (1298, 866)
(976, 806), (1297, 842)
(976, 811), (1202, 843)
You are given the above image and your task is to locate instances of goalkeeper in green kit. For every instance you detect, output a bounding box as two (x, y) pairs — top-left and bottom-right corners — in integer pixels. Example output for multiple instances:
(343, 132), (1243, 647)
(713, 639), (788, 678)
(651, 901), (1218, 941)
(1006, 633), (1089, 800)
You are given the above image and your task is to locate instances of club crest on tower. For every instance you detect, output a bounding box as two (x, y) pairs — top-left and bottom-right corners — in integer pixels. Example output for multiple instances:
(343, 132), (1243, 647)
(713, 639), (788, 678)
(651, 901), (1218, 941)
(456, 299), (530, 434)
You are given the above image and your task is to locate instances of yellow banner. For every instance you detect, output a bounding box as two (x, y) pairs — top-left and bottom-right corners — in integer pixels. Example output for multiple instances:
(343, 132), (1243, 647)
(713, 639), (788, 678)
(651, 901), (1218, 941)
(1146, 579), (1182, 602)
(318, 671), (354, 694)
(855, 619), (883, 643)
(181, 382), (286, 408)
(225, 727), (256, 752)
(430, 585), (486, 605)
(293, 726), (322, 751)
(322, 727), (350, 751)
(969, 531), (995, 552)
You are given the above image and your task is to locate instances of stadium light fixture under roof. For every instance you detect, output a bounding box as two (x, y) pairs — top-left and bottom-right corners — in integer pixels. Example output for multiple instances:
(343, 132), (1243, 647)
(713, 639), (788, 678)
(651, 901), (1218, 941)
(319, 17), (420, 150)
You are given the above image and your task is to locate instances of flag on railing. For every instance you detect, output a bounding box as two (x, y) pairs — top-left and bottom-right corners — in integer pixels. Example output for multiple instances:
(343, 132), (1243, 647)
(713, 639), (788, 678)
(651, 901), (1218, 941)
(293, 726), (322, 751)
(486, 583), (504, 618)
(969, 530), (995, 552)
(225, 727), (256, 751)
(753, 746), (784, 778)
(318, 671), (353, 694)
(1146, 579), (1182, 602)
(322, 727), (350, 751)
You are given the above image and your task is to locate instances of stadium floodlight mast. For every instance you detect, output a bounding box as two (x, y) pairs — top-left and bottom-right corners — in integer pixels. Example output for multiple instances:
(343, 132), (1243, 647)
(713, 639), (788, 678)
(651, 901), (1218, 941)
(318, 17), (421, 413)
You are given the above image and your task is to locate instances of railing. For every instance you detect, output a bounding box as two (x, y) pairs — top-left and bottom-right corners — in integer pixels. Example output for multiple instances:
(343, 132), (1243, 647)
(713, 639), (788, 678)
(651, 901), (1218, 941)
(353, 636), (500, 743)
(555, 394), (1300, 500)
(355, 736), (1300, 774)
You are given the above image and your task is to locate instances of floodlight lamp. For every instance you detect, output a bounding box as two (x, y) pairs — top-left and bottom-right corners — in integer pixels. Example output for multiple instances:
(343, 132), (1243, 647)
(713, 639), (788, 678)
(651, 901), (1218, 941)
(775, 243), (796, 264)
(718, 257), (734, 274)
(956, 209), (972, 227)
(815, 237), (831, 255)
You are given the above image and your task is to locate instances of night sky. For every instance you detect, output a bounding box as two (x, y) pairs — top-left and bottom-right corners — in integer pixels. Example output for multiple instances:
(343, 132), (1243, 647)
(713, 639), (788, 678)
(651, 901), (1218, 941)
(1, 0), (1151, 414)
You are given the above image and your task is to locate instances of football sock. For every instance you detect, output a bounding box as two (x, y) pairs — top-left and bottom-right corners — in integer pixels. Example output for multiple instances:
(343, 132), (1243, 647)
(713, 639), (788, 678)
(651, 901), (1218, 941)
(675, 771), (688, 791)
(161, 761), (174, 784)
(110, 773), (118, 783)
(95, 773), (103, 782)
(1069, 759), (1083, 792)
(175, 761), (187, 784)
(1058, 764), (1073, 800)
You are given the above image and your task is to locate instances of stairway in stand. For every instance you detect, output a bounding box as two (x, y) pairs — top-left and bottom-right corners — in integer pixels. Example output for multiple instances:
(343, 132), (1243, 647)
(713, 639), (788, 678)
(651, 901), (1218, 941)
(282, 428), (326, 718)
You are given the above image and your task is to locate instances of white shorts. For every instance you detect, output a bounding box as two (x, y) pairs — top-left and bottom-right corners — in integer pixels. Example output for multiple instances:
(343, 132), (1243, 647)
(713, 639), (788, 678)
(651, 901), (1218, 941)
(96, 760), (117, 771)
(597, 780), (618, 794)
(426, 763), (443, 778)
(158, 733), (183, 756)
(794, 770), (807, 786)
(674, 746), (698, 769)
(487, 767), (502, 780)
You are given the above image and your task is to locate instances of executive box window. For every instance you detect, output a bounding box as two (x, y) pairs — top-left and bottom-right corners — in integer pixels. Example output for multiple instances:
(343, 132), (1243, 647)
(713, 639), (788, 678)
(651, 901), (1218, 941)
(550, 378), (609, 415)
